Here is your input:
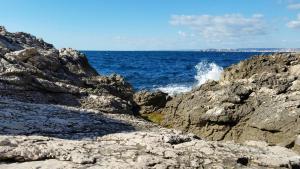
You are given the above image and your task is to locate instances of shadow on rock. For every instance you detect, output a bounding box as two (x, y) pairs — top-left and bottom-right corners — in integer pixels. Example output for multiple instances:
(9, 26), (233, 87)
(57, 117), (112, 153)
(0, 99), (136, 140)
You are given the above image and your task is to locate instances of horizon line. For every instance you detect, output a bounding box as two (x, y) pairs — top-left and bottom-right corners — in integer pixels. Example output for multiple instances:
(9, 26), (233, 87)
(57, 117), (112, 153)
(78, 48), (300, 52)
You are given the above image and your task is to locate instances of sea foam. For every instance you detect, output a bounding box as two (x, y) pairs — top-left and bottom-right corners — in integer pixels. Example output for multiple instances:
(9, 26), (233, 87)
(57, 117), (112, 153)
(194, 62), (223, 86)
(156, 84), (192, 96)
(157, 61), (223, 96)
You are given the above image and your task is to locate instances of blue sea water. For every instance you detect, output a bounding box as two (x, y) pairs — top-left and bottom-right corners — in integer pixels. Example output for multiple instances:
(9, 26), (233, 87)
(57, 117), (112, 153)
(83, 51), (266, 95)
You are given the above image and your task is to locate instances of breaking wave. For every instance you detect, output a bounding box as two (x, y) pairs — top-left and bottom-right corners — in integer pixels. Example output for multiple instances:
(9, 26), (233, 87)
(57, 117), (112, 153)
(157, 61), (223, 96)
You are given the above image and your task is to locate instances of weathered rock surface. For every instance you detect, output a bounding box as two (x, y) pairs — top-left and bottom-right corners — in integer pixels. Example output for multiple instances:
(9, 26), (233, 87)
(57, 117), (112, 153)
(0, 98), (299, 169)
(134, 90), (170, 115)
(0, 26), (135, 114)
(162, 53), (300, 151)
(1, 26), (300, 168)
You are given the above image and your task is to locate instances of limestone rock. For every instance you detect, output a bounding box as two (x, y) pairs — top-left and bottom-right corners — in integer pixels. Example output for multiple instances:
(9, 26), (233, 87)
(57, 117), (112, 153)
(0, 26), (299, 168)
(0, 26), (134, 114)
(162, 53), (300, 150)
(134, 90), (170, 115)
(0, 98), (299, 169)
(294, 135), (300, 152)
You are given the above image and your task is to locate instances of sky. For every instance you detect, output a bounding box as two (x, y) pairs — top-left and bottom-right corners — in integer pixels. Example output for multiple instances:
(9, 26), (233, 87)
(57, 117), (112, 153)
(0, 0), (300, 50)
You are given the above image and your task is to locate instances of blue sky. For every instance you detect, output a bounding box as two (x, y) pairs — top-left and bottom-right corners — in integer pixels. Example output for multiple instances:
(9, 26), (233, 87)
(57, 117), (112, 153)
(0, 0), (300, 50)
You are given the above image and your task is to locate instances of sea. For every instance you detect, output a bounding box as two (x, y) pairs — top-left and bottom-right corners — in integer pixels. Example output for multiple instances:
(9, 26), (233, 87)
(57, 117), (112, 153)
(83, 51), (267, 95)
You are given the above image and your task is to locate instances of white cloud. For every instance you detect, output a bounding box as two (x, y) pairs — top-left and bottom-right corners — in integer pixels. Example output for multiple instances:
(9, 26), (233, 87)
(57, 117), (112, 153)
(177, 30), (187, 37)
(287, 14), (300, 29)
(288, 3), (300, 9)
(170, 14), (267, 42)
(277, 0), (295, 4)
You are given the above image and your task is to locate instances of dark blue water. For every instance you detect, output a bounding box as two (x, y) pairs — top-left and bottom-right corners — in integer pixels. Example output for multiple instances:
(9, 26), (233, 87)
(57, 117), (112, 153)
(83, 51), (265, 94)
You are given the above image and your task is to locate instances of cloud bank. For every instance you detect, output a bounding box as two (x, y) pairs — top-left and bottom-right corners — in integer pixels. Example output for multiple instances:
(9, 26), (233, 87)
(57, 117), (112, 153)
(170, 14), (267, 42)
(288, 3), (300, 10)
(287, 14), (300, 29)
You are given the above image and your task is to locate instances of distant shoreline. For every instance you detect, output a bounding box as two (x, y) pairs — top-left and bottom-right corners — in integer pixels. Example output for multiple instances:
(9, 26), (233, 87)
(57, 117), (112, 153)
(80, 49), (299, 52)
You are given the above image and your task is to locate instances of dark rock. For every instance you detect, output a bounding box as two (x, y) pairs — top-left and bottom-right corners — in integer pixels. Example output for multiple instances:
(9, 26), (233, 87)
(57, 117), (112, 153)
(134, 90), (170, 115)
(237, 157), (249, 166)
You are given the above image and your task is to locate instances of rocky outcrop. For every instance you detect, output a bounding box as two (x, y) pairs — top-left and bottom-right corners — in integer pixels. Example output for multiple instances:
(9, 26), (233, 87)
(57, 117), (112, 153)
(162, 53), (300, 151)
(0, 26), (135, 114)
(134, 90), (170, 115)
(0, 98), (299, 169)
(1, 26), (300, 168)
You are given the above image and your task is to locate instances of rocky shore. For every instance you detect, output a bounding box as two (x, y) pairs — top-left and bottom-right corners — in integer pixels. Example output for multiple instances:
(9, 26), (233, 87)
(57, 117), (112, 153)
(0, 26), (299, 168)
(161, 53), (300, 152)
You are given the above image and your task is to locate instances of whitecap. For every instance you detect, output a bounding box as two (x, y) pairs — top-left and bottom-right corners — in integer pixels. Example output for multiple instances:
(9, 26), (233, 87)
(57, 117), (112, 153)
(157, 84), (192, 96)
(156, 61), (223, 96)
(194, 61), (223, 86)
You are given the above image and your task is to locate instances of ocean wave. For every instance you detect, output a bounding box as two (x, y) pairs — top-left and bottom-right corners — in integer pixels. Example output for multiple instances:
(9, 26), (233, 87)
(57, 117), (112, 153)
(194, 61), (223, 86)
(157, 84), (192, 96)
(156, 61), (223, 96)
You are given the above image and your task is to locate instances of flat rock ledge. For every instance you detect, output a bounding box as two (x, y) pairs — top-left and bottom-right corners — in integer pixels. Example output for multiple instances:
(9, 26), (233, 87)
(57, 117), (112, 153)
(0, 98), (299, 169)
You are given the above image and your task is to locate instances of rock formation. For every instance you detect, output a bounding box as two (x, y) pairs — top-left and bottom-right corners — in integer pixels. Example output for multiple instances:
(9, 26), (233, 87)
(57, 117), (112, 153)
(0, 26), (135, 114)
(0, 26), (299, 168)
(162, 53), (300, 152)
(0, 99), (299, 169)
(134, 90), (169, 115)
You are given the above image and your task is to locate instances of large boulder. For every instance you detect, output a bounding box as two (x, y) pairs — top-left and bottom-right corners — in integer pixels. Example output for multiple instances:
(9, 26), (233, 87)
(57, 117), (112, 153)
(0, 26), (134, 114)
(133, 90), (170, 124)
(134, 90), (170, 115)
(162, 53), (300, 151)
